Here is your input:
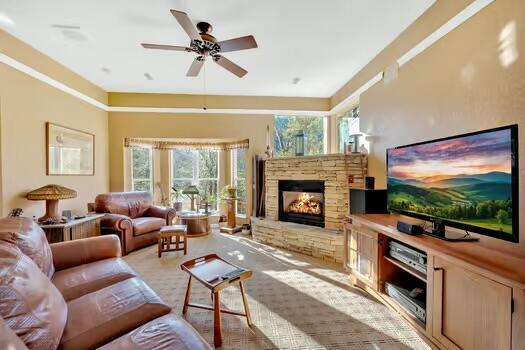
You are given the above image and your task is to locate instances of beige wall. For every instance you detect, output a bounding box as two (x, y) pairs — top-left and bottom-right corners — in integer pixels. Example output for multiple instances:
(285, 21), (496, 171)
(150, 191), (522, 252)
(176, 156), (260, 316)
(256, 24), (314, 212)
(0, 64), (109, 218)
(359, 0), (525, 246)
(109, 112), (273, 216)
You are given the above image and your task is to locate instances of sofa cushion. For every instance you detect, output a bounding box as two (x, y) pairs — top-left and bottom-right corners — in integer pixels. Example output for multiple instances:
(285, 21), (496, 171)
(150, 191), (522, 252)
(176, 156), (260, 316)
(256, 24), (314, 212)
(98, 315), (211, 350)
(52, 258), (136, 301)
(0, 242), (67, 350)
(0, 217), (54, 278)
(60, 277), (171, 350)
(132, 217), (165, 236)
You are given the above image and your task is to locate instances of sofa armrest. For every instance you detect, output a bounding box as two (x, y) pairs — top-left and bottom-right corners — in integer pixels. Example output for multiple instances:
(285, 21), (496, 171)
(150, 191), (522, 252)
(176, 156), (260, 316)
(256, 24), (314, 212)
(50, 235), (122, 271)
(100, 213), (133, 231)
(146, 206), (177, 225)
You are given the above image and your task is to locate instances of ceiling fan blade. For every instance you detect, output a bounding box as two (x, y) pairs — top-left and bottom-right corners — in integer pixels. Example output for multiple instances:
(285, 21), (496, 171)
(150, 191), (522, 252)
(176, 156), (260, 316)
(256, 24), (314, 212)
(170, 10), (201, 42)
(187, 58), (205, 77)
(141, 43), (190, 51)
(217, 35), (258, 53)
(214, 56), (248, 78)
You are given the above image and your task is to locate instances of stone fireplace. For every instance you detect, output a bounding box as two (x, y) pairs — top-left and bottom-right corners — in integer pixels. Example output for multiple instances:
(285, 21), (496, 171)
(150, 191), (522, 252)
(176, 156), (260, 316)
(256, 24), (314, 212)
(279, 180), (325, 227)
(252, 154), (368, 263)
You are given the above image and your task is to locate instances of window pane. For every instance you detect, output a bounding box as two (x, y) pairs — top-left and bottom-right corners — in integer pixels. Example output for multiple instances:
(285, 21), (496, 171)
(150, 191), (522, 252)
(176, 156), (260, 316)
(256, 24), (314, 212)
(274, 115), (325, 156)
(236, 179), (247, 215)
(198, 180), (218, 210)
(198, 150), (218, 179)
(338, 107), (360, 153)
(172, 180), (192, 208)
(236, 148), (246, 178)
(172, 150), (193, 178)
(132, 147), (151, 179)
(133, 180), (152, 192)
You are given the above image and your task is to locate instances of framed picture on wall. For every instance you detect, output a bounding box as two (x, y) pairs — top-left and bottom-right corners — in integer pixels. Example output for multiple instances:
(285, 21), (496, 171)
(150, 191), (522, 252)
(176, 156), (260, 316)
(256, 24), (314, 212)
(46, 122), (95, 175)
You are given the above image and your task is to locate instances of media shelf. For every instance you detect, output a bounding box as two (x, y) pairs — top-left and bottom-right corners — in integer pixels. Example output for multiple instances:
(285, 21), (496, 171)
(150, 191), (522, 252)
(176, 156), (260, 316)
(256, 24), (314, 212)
(383, 255), (426, 282)
(345, 214), (525, 350)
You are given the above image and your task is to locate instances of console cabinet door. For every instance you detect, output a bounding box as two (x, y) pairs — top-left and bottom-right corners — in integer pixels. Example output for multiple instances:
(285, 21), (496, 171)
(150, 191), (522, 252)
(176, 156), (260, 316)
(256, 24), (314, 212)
(433, 257), (512, 350)
(346, 225), (378, 290)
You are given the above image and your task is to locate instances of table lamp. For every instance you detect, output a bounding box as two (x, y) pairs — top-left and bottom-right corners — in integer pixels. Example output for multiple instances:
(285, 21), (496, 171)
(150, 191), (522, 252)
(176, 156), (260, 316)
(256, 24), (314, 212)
(26, 184), (77, 223)
(182, 185), (200, 211)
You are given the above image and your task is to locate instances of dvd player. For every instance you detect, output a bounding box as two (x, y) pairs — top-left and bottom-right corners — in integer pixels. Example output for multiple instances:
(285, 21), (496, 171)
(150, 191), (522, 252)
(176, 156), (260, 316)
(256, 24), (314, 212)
(389, 241), (427, 275)
(385, 282), (426, 324)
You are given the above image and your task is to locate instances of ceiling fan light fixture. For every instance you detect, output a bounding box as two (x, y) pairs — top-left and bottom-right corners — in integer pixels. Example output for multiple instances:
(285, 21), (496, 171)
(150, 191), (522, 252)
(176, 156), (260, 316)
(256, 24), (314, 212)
(141, 9), (257, 78)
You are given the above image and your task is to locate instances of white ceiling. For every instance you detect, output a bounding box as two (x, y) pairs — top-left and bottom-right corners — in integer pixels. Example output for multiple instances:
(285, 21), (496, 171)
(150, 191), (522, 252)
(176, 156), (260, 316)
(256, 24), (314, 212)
(0, 0), (435, 97)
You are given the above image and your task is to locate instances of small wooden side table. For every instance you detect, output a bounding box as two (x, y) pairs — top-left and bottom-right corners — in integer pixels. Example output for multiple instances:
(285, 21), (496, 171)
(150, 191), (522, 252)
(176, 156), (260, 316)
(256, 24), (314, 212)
(178, 212), (211, 237)
(158, 225), (187, 257)
(181, 254), (253, 348)
(39, 214), (104, 243)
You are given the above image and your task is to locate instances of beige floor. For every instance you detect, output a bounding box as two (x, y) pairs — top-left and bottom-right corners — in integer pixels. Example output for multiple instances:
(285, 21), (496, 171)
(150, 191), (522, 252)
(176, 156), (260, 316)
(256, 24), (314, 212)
(124, 229), (430, 350)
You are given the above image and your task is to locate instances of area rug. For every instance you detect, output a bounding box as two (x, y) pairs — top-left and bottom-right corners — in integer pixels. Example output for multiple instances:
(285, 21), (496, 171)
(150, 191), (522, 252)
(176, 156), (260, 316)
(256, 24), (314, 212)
(124, 229), (430, 349)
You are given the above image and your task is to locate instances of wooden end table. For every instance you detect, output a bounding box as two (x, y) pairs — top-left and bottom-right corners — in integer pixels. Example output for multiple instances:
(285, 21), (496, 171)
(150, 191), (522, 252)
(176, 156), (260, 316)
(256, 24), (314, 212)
(180, 254), (253, 347)
(39, 214), (104, 243)
(158, 225), (187, 257)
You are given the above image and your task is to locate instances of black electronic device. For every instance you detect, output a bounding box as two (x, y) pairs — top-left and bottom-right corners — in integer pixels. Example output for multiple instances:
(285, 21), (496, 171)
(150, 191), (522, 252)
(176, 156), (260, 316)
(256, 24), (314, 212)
(385, 282), (426, 324)
(388, 241), (427, 275)
(365, 176), (375, 189)
(349, 189), (387, 215)
(396, 221), (424, 236)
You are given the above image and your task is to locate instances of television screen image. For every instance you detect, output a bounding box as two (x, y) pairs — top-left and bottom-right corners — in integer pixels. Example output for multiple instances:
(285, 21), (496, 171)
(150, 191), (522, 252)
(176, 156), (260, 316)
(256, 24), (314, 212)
(387, 125), (518, 242)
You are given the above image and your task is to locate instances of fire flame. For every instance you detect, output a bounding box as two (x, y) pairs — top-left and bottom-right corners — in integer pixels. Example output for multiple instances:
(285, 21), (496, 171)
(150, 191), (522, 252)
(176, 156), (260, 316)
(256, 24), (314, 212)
(286, 193), (322, 215)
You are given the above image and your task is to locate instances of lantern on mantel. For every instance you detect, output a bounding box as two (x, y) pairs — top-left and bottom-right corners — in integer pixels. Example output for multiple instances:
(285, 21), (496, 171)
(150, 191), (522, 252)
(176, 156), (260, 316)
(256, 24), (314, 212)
(295, 131), (305, 156)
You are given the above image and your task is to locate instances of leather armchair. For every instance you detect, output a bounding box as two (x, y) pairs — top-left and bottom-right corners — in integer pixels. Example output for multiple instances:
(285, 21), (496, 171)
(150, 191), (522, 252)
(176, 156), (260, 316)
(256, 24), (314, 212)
(95, 192), (176, 255)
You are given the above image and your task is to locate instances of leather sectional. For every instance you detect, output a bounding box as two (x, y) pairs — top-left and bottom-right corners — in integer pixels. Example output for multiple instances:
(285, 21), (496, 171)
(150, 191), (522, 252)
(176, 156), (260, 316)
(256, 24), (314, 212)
(0, 217), (211, 350)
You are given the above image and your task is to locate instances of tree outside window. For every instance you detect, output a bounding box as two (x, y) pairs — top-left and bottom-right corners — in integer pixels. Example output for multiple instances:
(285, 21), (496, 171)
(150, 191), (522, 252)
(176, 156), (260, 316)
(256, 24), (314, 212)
(338, 106), (360, 153)
(131, 146), (153, 192)
(172, 149), (219, 210)
(232, 148), (247, 215)
(274, 115), (325, 157)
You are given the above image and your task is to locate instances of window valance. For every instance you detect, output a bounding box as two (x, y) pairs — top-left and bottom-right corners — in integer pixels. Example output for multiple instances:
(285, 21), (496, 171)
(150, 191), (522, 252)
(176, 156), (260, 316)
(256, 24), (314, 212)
(124, 138), (249, 151)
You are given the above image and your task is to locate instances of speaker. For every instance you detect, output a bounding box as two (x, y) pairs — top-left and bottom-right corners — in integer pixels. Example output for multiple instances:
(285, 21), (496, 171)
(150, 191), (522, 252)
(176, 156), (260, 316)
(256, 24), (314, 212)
(350, 189), (388, 214)
(365, 176), (375, 189)
(397, 221), (424, 235)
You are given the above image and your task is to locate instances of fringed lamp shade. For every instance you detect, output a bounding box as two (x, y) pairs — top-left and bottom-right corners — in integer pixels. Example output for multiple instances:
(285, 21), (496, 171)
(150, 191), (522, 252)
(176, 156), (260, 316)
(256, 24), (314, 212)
(26, 184), (77, 222)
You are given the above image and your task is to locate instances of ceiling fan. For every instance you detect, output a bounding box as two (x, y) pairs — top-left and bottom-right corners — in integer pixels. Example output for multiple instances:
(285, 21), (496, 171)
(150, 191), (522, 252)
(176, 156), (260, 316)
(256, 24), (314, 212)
(141, 10), (258, 78)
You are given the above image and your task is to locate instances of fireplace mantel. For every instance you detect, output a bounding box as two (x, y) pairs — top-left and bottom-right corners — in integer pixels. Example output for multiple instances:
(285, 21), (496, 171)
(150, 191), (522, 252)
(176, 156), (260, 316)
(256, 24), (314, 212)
(264, 153), (367, 232)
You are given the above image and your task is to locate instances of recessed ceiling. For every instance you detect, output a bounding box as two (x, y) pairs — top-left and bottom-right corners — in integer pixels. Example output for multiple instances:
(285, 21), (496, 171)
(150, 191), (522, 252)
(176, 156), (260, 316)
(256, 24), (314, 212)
(0, 0), (435, 97)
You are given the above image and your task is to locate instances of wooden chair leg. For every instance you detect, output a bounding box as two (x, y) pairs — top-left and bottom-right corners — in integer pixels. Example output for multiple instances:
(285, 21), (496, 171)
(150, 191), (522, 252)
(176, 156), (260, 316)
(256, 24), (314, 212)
(166, 235), (170, 251)
(183, 276), (192, 315)
(176, 235), (179, 249)
(157, 236), (162, 258)
(213, 291), (222, 348)
(239, 281), (253, 327)
(183, 234), (188, 255)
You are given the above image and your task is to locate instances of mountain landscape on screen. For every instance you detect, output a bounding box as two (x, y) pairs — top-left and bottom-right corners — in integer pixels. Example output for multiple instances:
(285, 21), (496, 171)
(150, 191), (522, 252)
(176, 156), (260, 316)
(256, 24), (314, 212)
(387, 129), (514, 234)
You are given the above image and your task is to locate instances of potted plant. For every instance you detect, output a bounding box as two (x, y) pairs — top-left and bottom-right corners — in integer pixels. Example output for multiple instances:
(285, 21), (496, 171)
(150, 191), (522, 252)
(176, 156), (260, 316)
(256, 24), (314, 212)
(171, 186), (184, 212)
(219, 185), (237, 201)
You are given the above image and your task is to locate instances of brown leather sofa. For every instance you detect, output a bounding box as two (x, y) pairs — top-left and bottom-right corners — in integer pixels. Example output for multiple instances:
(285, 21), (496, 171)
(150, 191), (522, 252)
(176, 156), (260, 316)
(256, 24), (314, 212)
(0, 217), (211, 350)
(95, 192), (177, 255)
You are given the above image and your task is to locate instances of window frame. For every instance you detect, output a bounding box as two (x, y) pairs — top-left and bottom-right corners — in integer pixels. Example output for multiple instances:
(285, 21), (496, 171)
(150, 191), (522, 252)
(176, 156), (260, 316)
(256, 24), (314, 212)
(337, 106), (360, 153)
(131, 146), (154, 193)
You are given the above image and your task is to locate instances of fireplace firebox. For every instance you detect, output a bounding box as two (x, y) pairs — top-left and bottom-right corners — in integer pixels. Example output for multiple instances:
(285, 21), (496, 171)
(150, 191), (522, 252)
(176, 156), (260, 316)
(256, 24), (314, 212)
(278, 180), (325, 227)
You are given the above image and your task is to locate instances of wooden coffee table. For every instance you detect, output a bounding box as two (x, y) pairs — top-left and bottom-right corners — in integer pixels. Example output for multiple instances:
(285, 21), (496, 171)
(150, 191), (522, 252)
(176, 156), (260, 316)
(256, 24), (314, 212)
(180, 254), (253, 347)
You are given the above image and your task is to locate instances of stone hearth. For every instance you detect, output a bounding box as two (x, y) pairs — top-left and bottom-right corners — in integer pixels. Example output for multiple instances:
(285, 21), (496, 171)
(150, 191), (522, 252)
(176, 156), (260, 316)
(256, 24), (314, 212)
(252, 154), (368, 263)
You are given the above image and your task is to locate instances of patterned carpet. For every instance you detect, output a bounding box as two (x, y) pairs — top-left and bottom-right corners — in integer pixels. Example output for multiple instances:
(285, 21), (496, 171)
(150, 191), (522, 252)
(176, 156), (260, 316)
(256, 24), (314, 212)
(124, 229), (430, 350)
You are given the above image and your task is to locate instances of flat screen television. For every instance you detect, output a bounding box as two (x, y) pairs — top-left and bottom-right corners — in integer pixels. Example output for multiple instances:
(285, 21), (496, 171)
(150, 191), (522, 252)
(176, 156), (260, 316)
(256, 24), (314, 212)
(387, 125), (519, 243)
